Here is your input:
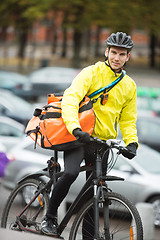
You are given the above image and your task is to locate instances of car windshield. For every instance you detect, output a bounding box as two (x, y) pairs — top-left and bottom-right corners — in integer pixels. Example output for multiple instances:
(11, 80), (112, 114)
(30, 67), (79, 83)
(134, 145), (160, 174)
(0, 91), (31, 111)
(0, 71), (27, 87)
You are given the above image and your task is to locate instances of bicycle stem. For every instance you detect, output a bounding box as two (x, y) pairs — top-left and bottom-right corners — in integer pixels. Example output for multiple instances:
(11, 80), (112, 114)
(95, 151), (102, 178)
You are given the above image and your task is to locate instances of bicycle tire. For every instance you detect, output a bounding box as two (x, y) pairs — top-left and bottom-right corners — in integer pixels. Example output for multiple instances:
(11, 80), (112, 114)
(1, 178), (49, 234)
(69, 191), (143, 240)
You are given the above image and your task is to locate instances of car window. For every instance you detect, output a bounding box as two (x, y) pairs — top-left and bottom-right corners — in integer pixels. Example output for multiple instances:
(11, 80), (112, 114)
(0, 92), (31, 111)
(30, 68), (78, 83)
(135, 145), (160, 174)
(0, 72), (27, 83)
(0, 122), (23, 137)
(137, 120), (160, 139)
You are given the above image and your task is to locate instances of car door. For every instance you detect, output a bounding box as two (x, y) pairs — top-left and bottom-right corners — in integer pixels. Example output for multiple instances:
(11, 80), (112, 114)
(137, 118), (160, 152)
(108, 157), (139, 204)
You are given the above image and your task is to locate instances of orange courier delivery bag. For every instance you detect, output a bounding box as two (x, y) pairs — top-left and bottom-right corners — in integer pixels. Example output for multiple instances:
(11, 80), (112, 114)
(25, 94), (95, 151)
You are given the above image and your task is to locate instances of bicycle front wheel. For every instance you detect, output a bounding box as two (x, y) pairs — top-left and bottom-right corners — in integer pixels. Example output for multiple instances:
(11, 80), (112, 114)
(1, 178), (49, 234)
(69, 191), (143, 240)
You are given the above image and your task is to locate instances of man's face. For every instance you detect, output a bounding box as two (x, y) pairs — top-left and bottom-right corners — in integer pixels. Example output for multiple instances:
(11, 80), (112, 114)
(105, 46), (130, 72)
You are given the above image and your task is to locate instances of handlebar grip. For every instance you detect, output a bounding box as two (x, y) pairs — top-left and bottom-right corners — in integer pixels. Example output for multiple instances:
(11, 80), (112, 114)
(118, 146), (128, 154)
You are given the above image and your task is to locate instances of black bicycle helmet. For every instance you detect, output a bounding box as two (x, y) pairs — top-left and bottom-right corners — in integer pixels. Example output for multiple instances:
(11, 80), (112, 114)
(106, 32), (134, 51)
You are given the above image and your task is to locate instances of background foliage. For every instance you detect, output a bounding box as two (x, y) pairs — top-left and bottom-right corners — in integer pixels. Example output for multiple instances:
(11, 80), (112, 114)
(0, 0), (160, 68)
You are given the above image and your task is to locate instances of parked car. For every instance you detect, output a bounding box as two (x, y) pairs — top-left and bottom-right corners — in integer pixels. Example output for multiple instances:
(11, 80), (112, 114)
(118, 114), (160, 152)
(0, 89), (34, 125)
(3, 137), (160, 226)
(136, 115), (160, 152)
(107, 144), (160, 227)
(3, 136), (62, 190)
(0, 116), (25, 151)
(137, 96), (160, 117)
(0, 70), (31, 99)
(28, 66), (80, 98)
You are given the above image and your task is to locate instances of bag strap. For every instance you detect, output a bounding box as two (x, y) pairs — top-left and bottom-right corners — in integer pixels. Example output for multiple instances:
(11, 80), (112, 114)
(88, 70), (126, 99)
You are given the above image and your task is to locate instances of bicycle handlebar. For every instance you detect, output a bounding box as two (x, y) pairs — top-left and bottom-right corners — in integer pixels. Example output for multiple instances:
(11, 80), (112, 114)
(89, 137), (128, 156)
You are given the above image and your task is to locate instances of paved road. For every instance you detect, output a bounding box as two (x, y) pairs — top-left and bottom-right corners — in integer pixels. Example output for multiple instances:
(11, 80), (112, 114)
(0, 183), (67, 239)
(1, 183), (160, 239)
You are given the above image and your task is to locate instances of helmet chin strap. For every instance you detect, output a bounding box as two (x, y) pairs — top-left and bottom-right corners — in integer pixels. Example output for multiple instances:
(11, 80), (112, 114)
(105, 57), (125, 77)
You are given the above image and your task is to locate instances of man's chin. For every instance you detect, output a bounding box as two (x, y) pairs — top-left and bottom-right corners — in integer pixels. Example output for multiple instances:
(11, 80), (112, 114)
(111, 63), (120, 69)
(111, 66), (122, 73)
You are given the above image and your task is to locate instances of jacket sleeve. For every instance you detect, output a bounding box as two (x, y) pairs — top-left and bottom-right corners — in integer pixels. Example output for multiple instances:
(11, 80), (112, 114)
(119, 84), (139, 147)
(61, 67), (92, 134)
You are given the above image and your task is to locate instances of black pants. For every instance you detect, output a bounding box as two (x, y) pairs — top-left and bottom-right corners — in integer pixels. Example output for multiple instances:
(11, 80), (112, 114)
(46, 146), (85, 218)
(46, 143), (108, 238)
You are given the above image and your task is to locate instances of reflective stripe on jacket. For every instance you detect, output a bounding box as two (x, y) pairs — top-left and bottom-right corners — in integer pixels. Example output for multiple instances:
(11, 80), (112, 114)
(61, 61), (138, 146)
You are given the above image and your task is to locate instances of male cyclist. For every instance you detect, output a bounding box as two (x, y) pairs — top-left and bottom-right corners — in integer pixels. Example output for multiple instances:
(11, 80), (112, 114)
(41, 32), (139, 238)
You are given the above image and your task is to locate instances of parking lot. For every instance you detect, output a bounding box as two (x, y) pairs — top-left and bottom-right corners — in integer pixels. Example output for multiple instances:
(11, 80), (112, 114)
(1, 66), (160, 240)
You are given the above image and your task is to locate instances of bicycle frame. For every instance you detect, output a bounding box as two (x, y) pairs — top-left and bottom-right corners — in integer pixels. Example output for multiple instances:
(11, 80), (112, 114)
(16, 148), (124, 238)
(58, 148), (124, 238)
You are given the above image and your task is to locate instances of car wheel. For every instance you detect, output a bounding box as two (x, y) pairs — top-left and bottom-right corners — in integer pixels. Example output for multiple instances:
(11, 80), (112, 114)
(148, 195), (160, 227)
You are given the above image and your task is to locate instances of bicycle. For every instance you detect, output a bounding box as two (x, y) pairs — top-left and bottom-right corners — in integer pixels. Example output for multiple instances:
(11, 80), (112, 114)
(1, 137), (143, 239)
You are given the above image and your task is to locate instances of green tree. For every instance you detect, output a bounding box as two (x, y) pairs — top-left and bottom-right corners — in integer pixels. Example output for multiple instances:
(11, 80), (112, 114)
(49, 0), (140, 66)
(0, 0), (159, 68)
(139, 0), (160, 67)
(0, 0), (51, 59)
(105, 0), (160, 68)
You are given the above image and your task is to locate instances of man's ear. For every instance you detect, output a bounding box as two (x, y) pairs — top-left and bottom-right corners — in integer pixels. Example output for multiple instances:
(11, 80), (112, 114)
(126, 52), (130, 62)
(105, 48), (108, 57)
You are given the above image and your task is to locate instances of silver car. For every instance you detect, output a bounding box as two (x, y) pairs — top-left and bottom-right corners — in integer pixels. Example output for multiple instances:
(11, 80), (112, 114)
(28, 67), (80, 98)
(0, 116), (25, 151)
(3, 137), (160, 226)
(0, 89), (34, 125)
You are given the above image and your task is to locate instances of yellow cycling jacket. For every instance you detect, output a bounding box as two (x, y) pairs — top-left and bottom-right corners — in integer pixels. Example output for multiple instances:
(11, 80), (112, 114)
(61, 61), (138, 146)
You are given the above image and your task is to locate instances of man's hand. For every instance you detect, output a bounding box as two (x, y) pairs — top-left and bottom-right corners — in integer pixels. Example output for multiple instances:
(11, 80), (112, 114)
(73, 128), (90, 143)
(122, 142), (138, 159)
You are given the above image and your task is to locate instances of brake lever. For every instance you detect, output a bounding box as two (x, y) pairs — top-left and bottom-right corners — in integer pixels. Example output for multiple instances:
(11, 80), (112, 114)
(117, 146), (128, 155)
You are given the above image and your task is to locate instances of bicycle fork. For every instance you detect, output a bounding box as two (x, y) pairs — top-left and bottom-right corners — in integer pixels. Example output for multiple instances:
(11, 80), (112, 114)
(93, 150), (112, 240)
(93, 182), (112, 240)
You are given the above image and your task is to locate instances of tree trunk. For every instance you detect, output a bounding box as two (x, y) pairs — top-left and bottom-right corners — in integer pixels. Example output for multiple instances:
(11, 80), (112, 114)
(0, 26), (7, 42)
(17, 28), (28, 59)
(52, 28), (57, 54)
(72, 30), (82, 68)
(72, 5), (84, 68)
(61, 11), (69, 58)
(150, 34), (157, 68)
(95, 26), (101, 57)
(85, 28), (91, 60)
(0, 27), (8, 63)
(61, 27), (67, 57)
(52, 12), (58, 54)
